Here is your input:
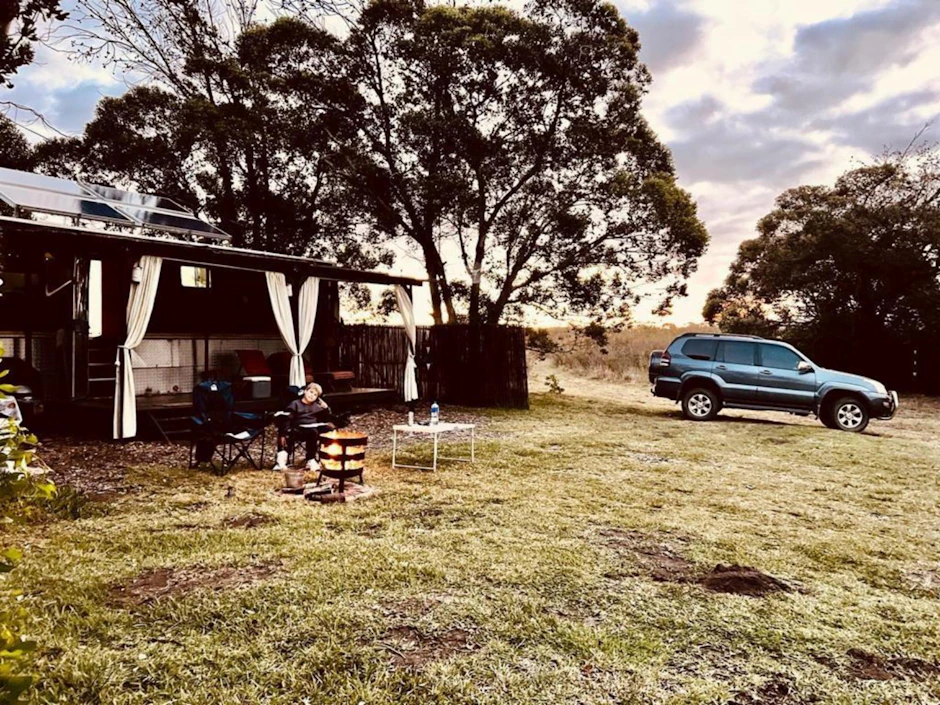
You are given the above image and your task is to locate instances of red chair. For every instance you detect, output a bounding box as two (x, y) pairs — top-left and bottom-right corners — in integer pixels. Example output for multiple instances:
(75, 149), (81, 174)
(235, 350), (273, 399)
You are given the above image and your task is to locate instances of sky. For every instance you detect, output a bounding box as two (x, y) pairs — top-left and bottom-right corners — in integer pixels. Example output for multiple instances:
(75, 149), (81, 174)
(4, 0), (940, 325)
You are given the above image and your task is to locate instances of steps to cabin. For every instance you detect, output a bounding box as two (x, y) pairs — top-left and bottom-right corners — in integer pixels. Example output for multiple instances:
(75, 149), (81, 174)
(87, 341), (117, 398)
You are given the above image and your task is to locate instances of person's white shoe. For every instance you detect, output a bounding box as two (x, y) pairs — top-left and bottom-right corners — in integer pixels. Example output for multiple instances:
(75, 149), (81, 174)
(273, 450), (288, 471)
(306, 458), (321, 471)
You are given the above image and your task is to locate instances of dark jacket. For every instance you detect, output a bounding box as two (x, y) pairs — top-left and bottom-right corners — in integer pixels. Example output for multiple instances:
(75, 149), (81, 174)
(286, 398), (331, 428)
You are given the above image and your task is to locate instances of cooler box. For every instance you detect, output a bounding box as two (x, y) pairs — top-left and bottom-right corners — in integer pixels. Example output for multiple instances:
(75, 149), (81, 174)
(243, 376), (272, 399)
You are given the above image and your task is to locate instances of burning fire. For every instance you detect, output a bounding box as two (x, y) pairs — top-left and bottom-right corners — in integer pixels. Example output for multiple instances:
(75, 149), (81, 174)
(319, 442), (366, 472)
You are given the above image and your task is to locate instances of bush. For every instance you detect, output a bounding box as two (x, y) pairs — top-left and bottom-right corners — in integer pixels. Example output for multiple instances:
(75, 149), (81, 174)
(0, 345), (54, 703)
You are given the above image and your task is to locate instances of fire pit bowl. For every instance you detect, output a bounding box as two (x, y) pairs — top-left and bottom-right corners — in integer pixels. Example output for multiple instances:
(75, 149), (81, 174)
(317, 430), (368, 492)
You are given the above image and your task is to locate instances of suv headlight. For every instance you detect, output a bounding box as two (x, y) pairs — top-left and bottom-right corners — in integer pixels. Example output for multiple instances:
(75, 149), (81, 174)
(872, 381), (887, 395)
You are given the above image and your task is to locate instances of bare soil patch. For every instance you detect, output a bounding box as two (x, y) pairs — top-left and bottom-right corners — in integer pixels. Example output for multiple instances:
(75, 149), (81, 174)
(599, 528), (696, 583)
(379, 625), (476, 669)
(846, 648), (940, 682)
(728, 678), (795, 705)
(600, 529), (794, 597)
(41, 437), (188, 496)
(110, 564), (277, 606)
(223, 513), (275, 529)
(701, 564), (793, 597)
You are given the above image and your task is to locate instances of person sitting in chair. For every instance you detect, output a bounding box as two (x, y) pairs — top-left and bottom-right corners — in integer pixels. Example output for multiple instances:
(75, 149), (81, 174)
(273, 382), (336, 471)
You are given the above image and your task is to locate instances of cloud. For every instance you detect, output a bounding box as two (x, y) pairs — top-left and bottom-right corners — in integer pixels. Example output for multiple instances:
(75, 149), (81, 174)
(811, 89), (940, 154)
(3, 44), (122, 139)
(754, 0), (940, 113)
(623, 1), (708, 74)
(666, 96), (823, 187)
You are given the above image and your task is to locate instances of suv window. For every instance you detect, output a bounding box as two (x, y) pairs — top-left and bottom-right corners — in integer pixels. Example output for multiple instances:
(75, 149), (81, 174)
(681, 339), (718, 361)
(760, 344), (801, 370)
(719, 341), (756, 365)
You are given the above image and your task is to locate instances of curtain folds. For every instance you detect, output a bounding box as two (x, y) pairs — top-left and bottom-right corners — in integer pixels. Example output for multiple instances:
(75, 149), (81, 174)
(113, 256), (163, 439)
(266, 272), (320, 388)
(394, 284), (419, 403)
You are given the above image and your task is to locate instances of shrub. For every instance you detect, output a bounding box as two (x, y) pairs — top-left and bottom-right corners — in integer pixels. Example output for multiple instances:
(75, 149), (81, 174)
(0, 345), (54, 703)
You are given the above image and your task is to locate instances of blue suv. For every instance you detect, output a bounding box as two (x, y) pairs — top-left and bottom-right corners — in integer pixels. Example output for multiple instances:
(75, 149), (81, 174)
(649, 333), (898, 432)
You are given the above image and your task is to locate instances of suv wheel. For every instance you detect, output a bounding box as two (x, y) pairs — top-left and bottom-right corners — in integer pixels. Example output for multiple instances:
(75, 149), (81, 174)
(682, 387), (720, 421)
(830, 397), (869, 433)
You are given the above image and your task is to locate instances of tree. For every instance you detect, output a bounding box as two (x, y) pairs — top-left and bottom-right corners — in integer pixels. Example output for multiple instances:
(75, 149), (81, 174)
(44, 7), (383, 266)
(342, 0), (707, 325)
(0, 114), (31, 168)
(704, 147), (940, 379)
(0, 0), (66, 87)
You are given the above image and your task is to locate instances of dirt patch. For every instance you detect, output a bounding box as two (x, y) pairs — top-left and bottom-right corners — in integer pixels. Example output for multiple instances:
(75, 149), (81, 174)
(728, 678), (794, 704)
(40, 437), (189, 496)
(701, 564), (792, 597)
(110, 563), (277, 606)
(599, 528), (696, 583)
(846, 648), (940, 682)
(379, 625), (476, 669)
(223, 513), (275, 529)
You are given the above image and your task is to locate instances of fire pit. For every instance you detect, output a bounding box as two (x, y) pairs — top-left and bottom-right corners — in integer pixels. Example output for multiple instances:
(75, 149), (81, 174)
(317, 430), (367, 492)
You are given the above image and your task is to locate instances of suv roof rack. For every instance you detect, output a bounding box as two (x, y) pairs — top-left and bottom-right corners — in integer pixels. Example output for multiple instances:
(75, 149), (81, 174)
(676, 332), (764, 340)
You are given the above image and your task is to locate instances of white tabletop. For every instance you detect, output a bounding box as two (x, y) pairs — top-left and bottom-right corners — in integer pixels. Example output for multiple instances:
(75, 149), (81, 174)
(392, 422), (475, 433)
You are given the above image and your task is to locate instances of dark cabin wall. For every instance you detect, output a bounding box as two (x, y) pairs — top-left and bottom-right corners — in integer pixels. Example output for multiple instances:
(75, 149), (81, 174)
(146, 265), (279, 336)
(0, 243), (74, 333)
(113, 262), (341, 370)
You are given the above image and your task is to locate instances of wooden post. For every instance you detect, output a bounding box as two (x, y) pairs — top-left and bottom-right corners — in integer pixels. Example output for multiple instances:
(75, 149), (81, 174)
(72, 255), (90, 398)
(23, 256), (33, 373)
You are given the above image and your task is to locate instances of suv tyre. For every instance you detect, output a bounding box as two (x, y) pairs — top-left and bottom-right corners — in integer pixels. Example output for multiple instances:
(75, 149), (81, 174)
(682, 387), (720, 422)
(830, 396), (869, 433)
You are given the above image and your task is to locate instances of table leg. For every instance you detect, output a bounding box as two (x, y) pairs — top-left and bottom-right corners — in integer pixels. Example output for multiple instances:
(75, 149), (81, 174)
(392, 428), (398, 468)
(433, 432), (439, 471)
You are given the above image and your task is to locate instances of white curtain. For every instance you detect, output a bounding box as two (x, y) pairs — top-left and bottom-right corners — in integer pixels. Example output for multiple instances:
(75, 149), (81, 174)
(266, 272), (320, 388)
(394, 284), (419, 402)
(113, 256), (163, 439)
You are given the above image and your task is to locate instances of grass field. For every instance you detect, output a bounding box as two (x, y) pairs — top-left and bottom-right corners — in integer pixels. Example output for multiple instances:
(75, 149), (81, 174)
(10, 364), (940, 704)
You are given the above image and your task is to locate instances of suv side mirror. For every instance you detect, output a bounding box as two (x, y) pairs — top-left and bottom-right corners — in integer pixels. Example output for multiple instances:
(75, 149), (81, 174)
(797, 361), (813, 374)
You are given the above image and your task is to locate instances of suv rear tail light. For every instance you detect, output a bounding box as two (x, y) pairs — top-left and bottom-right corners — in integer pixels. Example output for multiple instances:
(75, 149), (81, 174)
(660, 351), (671, 367)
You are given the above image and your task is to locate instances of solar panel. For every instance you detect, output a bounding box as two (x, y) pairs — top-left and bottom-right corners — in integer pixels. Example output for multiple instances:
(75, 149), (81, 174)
(0, 166), (230, 240)
(80, 182), (193, 214)
(0, 183), (135, 224)
(0, 166), (88, 196)
(112, 205), (230, 239)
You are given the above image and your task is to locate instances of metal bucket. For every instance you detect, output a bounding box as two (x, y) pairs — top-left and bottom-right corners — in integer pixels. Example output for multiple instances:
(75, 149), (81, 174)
(283, 469), (306, 489)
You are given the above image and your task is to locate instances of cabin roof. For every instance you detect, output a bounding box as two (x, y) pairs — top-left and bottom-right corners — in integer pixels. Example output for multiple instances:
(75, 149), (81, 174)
(0, 215), (424, 287)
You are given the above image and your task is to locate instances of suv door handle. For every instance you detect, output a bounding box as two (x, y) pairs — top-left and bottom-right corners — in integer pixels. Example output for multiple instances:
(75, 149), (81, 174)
(759, 369), (773, 375)
(715, 364), (727, 370)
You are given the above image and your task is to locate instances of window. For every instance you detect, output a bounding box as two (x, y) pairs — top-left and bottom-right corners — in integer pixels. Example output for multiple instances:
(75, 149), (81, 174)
(760, 344), (801, 370)
(181, 266), (211, 288)
(0, 272), (27, 297)
(720, 341), (756, 365)
(681, 338), (718, 361)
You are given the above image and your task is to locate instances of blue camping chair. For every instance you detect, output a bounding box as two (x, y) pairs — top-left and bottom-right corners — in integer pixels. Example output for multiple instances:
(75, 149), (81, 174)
(188, 380), (266, 474)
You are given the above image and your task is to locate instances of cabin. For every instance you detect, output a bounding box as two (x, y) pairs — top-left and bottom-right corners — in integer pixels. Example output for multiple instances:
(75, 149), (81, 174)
(0, 167), (423, 439)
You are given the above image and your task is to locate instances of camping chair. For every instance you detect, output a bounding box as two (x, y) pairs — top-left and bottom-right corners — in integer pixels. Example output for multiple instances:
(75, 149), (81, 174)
(273, 385), (351, 466)
(188, 380), (266, 475)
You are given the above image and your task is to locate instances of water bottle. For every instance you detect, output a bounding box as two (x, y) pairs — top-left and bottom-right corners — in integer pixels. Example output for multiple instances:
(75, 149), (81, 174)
(430, 401), (440, 425)
(407, 410), (414, 426)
